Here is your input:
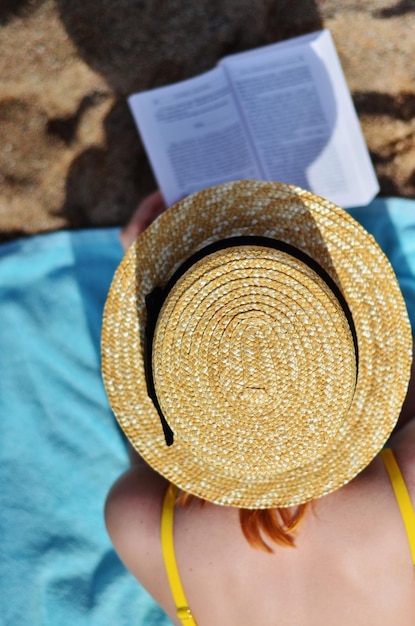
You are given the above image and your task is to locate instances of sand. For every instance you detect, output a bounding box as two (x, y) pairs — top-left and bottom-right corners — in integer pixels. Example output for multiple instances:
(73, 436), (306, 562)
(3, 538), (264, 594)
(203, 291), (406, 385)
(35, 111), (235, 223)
(1, 0), (414, 241)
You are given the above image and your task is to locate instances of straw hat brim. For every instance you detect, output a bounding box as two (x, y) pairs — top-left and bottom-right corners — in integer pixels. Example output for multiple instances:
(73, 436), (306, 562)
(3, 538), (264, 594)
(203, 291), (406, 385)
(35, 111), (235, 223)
(102, 181), (412, 508)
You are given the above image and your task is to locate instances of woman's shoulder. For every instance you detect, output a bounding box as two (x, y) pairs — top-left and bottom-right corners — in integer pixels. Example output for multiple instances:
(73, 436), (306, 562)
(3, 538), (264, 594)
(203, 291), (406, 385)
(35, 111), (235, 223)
(104, 462), (170, 589)
(106, 461), (166, 515)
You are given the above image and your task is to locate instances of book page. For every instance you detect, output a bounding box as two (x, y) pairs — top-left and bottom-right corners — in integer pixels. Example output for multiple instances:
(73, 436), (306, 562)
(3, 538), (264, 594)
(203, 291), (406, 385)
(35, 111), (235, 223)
(128, 68), (261, 206)
(222, 30), (379, 207)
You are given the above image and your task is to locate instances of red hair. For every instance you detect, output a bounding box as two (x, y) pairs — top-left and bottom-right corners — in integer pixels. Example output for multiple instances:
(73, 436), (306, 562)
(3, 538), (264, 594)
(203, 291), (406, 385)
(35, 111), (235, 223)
(239, 505), (308, 552)
(177, 491), (308, 553)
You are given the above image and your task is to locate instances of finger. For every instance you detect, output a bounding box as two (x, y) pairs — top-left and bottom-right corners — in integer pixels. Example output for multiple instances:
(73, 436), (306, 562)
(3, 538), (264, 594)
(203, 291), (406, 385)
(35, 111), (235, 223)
(130, 191), (166, 229)
(120, 190), (166, 251)
(137, 192), (166, 227)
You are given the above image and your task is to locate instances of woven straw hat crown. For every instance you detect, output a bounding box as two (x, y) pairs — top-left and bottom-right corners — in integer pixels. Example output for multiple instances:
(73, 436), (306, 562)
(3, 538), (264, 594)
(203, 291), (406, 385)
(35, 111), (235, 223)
(102, 181), (412, 508)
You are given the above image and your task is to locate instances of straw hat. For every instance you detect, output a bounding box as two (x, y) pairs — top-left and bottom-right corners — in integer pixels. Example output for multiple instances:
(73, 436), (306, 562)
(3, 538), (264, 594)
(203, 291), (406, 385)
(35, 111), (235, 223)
(102, 181), (412, 508)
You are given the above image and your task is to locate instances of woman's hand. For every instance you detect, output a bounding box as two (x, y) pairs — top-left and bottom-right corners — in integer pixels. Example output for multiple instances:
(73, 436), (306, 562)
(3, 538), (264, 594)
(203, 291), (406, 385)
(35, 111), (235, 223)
(120, 190), (166, 251)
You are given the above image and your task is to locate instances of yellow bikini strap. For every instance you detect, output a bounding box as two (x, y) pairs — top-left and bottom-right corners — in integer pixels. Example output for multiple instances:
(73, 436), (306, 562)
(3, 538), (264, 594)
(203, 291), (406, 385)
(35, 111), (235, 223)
(380, 448), (415, 565)
(161, 483), (198, 625)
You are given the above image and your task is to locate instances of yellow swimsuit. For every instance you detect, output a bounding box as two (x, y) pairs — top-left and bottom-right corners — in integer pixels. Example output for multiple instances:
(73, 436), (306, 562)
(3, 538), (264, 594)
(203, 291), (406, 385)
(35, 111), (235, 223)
(161, 449), (415, 626)
(380, 448), (415, 564)
(161, 483), (197, 625)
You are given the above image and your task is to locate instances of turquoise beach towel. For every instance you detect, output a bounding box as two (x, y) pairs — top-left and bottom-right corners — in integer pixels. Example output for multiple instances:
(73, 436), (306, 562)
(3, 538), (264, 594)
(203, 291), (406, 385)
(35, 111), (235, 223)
(0, 198), (414, 626)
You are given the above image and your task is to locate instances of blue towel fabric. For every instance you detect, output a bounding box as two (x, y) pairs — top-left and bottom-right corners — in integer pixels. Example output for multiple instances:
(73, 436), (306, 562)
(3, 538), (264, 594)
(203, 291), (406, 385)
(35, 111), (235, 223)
(1, 198), (414, 626)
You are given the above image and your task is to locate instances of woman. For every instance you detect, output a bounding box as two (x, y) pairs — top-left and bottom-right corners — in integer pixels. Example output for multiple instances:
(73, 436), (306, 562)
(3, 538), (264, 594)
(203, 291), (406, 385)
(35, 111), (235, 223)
(103, 181), (415, 626)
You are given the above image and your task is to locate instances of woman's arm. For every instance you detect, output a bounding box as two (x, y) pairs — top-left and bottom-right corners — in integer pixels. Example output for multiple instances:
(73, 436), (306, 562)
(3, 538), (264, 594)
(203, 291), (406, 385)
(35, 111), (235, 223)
(104, 463), (172, 607)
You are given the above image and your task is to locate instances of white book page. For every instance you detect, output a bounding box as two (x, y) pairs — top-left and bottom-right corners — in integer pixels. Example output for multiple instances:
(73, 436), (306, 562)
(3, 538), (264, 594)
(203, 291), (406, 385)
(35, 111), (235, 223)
(222, 30), (379, 207)
(128, 68), (261, 206)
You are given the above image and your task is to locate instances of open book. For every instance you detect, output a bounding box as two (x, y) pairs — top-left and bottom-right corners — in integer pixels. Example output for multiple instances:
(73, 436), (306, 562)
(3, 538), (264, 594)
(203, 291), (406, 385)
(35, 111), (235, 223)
(128, 30), (379, 208)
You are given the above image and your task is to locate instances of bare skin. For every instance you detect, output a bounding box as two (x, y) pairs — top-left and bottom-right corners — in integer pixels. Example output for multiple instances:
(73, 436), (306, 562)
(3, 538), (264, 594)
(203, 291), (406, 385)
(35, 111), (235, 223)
(109, 193), (415, 626)
(119, 190), (166, 251)
(106, 423), (415, 626)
